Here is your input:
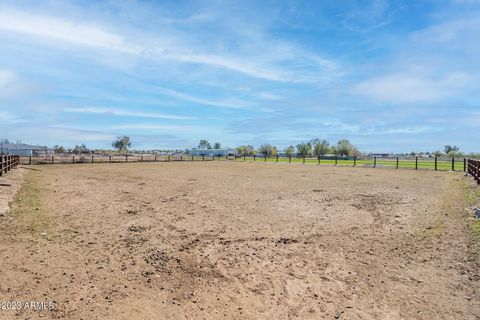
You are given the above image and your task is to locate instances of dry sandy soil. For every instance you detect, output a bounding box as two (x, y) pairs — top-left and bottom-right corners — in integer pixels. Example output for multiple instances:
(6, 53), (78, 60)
(0, 162), (479, 320)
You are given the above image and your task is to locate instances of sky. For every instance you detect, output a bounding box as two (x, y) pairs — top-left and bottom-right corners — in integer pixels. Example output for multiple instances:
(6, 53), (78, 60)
(0, 0), (479, 152)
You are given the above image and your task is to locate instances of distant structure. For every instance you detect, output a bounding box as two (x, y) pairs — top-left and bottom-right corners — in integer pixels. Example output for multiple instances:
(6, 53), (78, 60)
(0, 143), (53, 156)
(368, 153), (391, 158)
(186, 148), (236, 157)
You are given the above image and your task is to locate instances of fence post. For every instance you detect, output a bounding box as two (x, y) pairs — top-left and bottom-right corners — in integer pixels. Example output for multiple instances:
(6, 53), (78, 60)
(477, 160), (479, 184)
(396, 157), (399, 169)
(29, 156), (32, 165)
(126, 155), (128, 163)
(202, 155), (205, 161)
(276, 155), (279, 163)
(0, 155), (3, 177)
(254, 155), (256, 162)
(353, 156), (356, 167)
(289, 156), (291, 163)
(373, 156), (376, 168)
(91, 155), (94, 163)
(73, 155), (75, 164)
(52, 156), (54, 164)
(109, 155), (112, 163)
(451, 157), (455, 171)
(141, 155), (144, 162)
(335, 156), (338, 166)
(435, 156), (437, 171)
(303, 156), (305, 164)
(192, 155), (194, 161)
(464, 158), (466, 172)
(264, 155), (267, 162)
(415, 156), (418, 170)
(318, 156), (320, 165)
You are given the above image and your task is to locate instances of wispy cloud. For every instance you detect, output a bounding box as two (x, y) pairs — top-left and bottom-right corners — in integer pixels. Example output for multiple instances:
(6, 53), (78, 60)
(0, 69), (15, 88)
(352, 72), (471, 103)
(0, 6), (340, 83)
(0, 8), (136, 53)
(155, 87), (253, 110)
(64, 107), (195, 120)
(1, 1), (479, 151)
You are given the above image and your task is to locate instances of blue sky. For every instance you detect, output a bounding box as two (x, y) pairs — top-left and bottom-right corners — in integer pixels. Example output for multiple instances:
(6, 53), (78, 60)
(0, 0), (479, 152)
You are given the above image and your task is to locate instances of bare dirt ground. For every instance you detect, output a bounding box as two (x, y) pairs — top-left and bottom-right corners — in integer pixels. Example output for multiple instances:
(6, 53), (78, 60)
(0, 162), (479, 320)
(0, 166), (25, 216)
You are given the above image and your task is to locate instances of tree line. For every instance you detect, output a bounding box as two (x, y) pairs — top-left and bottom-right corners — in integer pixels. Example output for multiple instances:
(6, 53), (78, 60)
(197, 138), (360, 157)
(5, 136), (478, 158)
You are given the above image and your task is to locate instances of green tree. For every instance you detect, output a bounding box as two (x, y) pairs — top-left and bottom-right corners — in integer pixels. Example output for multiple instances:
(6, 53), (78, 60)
(236, 145), (254, 156)
(285, 146), (295, 157)
(444, 145), (460, 157)
(258, 144), (277, 157)
(112, 136), (132, 152)
(72, 144), (89, 154)
(432, 150), (443, 157)
(313, 139), (330, 157)
(198, 139), (212, 149)
(336, 139), (353, 156)
(296, 142), (312, 157)
(213, 142), (221, 149)
(350, 147), (361, 157)
(444, 145), (459, 154)
(53, 145), (66, 153)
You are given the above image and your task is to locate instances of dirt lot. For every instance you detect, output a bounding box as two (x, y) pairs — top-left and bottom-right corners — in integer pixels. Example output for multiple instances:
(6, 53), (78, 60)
(0, 162), (479, 319)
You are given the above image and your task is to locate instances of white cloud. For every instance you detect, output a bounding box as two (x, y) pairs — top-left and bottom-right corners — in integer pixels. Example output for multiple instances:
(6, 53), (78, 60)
(64, 107), (195, 120)
(0, 111), (26, 123)
(156, 87), (252, 109)
(108, 123), (207, 134)
(0, 7), (340, 83)
(0, 8), (137, 53)
(353, 72), (471, 103)
(0, 70), (15, 88)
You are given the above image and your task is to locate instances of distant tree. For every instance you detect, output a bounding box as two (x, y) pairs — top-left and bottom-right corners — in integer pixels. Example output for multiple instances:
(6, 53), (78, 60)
(296, 142), (312, 157)
(198, 139), (212, 149)
(258, 144), (277, 157)
(285, 146), (295, 157)
(213, 142), (221, 149)
(313, 139), (330, 157)
(236, 145), (254, 156)
(112, 136), (132, 152)
(0, 139), (9, 144)
(409, 151), (416, 157)
(444, 145), (459, 154)
(53, 145), (66, 153)
(350, 147), (361, 157)
(330, 146), (338, 155)
(336, 139), (354, 156)
(72, 144), (89, 154)
(432, 150), (443, 157)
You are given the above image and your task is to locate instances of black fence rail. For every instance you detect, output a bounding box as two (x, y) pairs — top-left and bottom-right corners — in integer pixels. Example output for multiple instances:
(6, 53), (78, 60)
(18, 154), (217, 165)
(467, 159), (480, 184)
(14, 154), (480, 184)
(0, 154), (20, 176)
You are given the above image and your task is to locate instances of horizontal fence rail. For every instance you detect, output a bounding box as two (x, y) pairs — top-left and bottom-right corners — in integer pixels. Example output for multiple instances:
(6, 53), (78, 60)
(467, 159), (480, 184)
(0, 154), (20, 176)
(13, 154), (480, 184)
(15, 154), (470, 168)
